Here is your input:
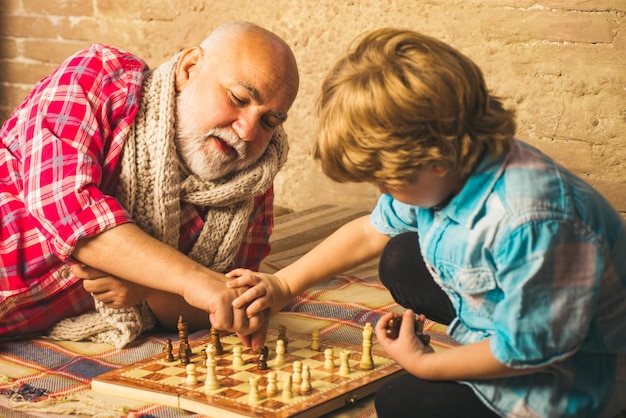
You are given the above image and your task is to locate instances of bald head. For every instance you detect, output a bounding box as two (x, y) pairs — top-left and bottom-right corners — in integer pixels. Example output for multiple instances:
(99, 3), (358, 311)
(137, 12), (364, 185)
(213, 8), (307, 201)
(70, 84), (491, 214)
(173, 22), (299, 180)
(199, 21), (299, 102)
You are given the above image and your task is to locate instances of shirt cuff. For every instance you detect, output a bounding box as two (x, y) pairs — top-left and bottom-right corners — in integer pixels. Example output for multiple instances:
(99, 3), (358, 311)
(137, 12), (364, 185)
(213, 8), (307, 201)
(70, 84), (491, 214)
(51, 195), (135, 260)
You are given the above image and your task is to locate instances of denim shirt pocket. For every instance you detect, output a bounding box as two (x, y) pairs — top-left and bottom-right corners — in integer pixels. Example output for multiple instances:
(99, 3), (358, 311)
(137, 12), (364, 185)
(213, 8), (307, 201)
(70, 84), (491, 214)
(439, 263), (497, 314)
(454, 267), (497, 295)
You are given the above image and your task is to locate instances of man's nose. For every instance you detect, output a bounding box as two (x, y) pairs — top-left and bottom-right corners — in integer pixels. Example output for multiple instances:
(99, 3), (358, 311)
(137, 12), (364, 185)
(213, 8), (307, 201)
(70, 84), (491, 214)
(232, 111), (260, 142)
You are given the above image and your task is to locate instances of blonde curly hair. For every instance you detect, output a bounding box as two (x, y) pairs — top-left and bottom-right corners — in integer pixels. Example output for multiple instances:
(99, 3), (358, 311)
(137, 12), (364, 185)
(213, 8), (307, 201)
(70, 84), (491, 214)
(314, 28), (516, 188)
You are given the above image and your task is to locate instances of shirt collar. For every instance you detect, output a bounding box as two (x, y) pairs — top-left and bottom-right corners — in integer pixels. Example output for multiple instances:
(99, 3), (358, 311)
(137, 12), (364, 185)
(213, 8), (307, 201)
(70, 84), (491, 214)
(433, 145), (511, 228)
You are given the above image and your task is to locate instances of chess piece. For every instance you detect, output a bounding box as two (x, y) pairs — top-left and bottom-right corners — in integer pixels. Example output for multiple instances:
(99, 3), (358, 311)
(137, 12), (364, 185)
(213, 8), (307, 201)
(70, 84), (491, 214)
(300, 364), (312, 394)
(339, 350), (351, 376)
(205, 342), (217, 364)
(185, 363), (198, 385)
(257, 345), (269, 370)
(359, 322), (374, 370)
(200, 348), (208, 360)
(282, 374), (292, 400)
(205, 349), (220, 390)
(232, 346), (244, 368)
(266, 371), (277, 397)
(164, 339), (175, 362)
(210, 327), (225, 355)
(274, 339), (285, 367)
(177, 316), (192, 360)
(292, 360), (302, 394)
(385, 315), (401, 339)
(323, 348), (335, 371)
(179, 341), (190, 365)
(385, 314), (430, 346)
(177, 315), (188, 340)
(277, 324), (288, 350)
(310, 329), (321, 351)
(249, 376), (261, 402)
(415, 314), (431, 346)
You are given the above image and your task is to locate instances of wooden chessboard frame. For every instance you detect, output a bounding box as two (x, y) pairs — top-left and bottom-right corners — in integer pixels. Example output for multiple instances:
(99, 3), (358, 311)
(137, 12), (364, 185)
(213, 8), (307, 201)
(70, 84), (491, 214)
(92, 328), (405, 418)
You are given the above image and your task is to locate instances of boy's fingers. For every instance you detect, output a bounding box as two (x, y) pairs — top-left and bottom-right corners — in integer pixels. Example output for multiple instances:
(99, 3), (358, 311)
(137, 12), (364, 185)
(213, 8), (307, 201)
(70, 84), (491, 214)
(400, 309), (417, 339)
(232, 286), (264, 309)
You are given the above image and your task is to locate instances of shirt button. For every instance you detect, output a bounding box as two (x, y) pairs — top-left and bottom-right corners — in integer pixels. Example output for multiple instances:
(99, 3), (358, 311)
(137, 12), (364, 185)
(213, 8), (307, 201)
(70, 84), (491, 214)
(61, 268), (70, 278)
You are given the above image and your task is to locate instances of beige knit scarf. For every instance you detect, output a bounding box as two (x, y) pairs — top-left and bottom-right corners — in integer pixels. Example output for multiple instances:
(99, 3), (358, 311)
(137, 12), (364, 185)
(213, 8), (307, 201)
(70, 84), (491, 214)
(47, 53), (288, 348)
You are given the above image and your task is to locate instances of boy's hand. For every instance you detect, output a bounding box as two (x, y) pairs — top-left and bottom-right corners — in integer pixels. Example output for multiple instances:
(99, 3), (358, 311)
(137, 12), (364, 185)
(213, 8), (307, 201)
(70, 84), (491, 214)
(375, 309), (434, 371)
(71, 263), (147, 308)
(178, 273), (264, 335)
(225, 269), (293, 318)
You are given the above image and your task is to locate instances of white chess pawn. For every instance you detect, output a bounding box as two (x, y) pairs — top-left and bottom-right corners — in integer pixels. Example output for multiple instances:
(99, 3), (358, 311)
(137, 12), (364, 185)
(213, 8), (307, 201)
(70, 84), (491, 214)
(266, 371), (277, 397)
(324, 348), (335, 371)
(185, 363), (198, 385)
(310, 329), (321, 351)
(232, 346), (244, 368)
(339, 350), (351, 376)
(274, 339), (285, 367)
(291, 360), (302, 386)
(300, 364), (312, 394)
(249, 376), (261, 402)
(282, 374), (292, 400)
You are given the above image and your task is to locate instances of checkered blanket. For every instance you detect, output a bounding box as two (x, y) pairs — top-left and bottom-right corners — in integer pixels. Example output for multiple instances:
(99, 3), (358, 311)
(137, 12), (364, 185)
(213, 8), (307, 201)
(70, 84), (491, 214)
(0, 276), (454, 418)
(0, 206), (456, 417)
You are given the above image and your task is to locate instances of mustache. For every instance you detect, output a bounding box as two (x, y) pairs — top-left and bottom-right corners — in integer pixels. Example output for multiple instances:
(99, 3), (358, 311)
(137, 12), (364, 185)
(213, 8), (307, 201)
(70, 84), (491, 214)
(203, 128), (247, 159)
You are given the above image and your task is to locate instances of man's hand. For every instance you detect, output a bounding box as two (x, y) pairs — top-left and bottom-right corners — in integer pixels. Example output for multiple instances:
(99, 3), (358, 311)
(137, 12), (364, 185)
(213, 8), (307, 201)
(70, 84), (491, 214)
(71, 223), (271, 340)
(236, 313), (271, 351)
(225, 269), (293, 318)
(71, 263), (148, 309)
(174, 272), (267, 338)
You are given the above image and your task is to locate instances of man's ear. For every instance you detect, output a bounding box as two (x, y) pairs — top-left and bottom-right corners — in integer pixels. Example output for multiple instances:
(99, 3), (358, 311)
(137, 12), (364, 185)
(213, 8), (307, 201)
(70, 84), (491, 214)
(175, 46), (202, 92)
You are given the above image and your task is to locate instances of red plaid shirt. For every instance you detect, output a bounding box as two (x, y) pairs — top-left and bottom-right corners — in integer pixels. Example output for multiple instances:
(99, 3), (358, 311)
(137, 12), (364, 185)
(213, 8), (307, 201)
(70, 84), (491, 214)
(0, 44), (274, 337)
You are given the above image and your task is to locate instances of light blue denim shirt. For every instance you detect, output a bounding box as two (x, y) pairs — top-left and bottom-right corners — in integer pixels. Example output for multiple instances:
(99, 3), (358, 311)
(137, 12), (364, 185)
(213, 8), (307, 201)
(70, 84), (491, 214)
(370, 140), (626, 418)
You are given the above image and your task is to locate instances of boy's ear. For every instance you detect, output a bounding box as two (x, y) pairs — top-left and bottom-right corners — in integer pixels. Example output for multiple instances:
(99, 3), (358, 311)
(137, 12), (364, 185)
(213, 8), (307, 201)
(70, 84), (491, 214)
(431, 165), (449, 177)
(175, 46), (203, 92)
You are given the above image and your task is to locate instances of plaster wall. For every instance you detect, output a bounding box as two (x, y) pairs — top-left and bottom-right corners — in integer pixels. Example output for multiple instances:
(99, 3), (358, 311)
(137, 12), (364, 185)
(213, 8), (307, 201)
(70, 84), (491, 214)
(1, 1), (625, 213)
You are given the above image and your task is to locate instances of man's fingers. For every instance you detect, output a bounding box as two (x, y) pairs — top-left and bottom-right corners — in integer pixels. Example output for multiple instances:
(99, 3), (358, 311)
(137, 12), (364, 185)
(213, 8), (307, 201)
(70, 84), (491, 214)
(250, 317), (270, 351)
(70, 263), (108, 279)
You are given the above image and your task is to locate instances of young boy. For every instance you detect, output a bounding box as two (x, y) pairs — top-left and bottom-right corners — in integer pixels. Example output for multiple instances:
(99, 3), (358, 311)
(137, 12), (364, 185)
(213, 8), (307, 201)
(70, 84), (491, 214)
(227, 28), (626, 418)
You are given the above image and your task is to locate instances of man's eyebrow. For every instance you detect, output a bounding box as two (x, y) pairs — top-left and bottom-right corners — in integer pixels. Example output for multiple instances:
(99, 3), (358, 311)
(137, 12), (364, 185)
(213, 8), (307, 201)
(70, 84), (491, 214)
(240, 81), (260, 101)
(239, 80), (288, 121)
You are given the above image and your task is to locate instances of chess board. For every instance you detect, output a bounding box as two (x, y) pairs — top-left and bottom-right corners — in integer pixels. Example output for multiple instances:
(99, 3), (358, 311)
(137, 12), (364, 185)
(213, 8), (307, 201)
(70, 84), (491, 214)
(92, 328), (404, 418)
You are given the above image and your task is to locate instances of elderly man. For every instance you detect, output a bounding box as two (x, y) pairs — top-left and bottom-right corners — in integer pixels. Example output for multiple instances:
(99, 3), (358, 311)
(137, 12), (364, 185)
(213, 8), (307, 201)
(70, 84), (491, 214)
(0, 21), (299, 349)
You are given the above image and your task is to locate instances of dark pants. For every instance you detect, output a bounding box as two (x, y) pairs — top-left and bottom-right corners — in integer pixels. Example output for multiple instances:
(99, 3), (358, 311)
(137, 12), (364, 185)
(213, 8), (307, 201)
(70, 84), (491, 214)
(375, 232), (500, 418)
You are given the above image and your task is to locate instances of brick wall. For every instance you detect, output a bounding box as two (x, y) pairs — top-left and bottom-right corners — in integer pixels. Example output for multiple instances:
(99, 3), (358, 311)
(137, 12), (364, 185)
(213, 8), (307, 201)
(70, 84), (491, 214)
(1, 0), (625, 214)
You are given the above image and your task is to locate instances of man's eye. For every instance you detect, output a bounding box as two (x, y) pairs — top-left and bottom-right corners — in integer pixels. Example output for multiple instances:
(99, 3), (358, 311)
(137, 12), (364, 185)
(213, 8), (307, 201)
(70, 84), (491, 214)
(261, 118), (276, 130)
(230, 92), (246, 106)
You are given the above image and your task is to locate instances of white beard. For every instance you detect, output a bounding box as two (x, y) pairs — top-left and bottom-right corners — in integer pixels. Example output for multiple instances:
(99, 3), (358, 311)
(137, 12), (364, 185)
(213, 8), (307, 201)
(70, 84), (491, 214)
(174, 86), (251, 180)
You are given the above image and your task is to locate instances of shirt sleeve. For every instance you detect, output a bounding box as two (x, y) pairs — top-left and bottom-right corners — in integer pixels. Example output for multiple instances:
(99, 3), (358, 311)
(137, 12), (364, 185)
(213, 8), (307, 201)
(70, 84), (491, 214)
(489, 218), (599, 368)
(370, 193), (419, 236)
(18, 44), (145, 260)
(230, 186), (275, 270)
